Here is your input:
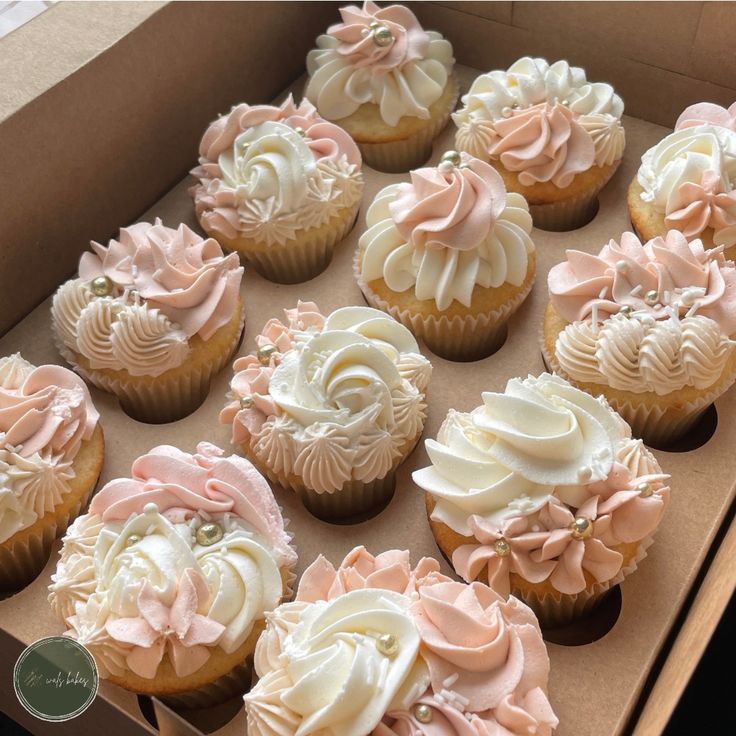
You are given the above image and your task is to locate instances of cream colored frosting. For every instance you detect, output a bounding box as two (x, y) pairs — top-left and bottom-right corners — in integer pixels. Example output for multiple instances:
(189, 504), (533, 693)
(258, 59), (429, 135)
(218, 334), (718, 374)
(49, 443), (295, 680)
(359, 154), (534, 310)
(453, 58), (624, 174)
(222, 305), (431, 494)
(0, 355), (99, 544)
(305, 2), (454, 126)
(556, 312), (735, 394)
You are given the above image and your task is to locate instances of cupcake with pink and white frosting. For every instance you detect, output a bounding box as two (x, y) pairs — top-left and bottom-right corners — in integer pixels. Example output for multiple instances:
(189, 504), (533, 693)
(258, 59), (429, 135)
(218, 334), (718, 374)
(245, 546), (558, 736)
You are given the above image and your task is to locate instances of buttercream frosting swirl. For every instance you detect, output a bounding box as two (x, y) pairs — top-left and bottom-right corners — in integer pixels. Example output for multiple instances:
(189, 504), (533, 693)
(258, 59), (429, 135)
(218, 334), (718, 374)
(245, 546), (555, 736)
(676, 101), (736, 133)
(49, 442), (295, 680)
(359, 153), (534, 310)
(306, 2), (454, 126)
(191, 95), (363, 246)
(221, 305), (431, 493)
(0, 355), (99, 543)
(414, 374), (670, 595)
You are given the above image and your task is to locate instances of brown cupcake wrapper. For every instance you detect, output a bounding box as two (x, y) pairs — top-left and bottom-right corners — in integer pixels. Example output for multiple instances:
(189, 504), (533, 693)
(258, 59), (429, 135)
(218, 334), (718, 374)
(529, 160), (620, 231)
(159, 657), (253, 710)
(357, 78), (459, 173)
(355, 250), (533, 361)
(0, 483), (95, 593)
(244, 198), (361, 284)
(516, 535), (653, 628)
(542, 334), (735, 447)
(62, 311), (244, 424)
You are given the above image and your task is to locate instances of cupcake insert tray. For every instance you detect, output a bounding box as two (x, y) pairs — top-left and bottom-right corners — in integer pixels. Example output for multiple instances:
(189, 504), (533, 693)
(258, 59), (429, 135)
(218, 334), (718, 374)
(1, 15), (735, 736)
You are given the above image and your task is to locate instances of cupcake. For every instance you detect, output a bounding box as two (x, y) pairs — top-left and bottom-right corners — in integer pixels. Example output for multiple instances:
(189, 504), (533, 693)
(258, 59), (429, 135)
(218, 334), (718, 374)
(191, 95), (364, 283)
(356, 150), (535, 360)
(453, 57), (625, 230)
(220, 303), (432, 521)
(0, 354), (103, 591)
(49, 442), (296, 707)
(245, 546), (558, 736)
(544, 230), (736, 446)
(413, 373), (670, 627)
(51, 219), (244, 423)
(629, 109), (736, 260)
(305, 1), (457, 172)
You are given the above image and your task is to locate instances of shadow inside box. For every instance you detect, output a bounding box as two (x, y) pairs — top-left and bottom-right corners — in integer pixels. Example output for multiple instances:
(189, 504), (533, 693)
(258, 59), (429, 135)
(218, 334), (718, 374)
(543, 586), (622, 646)
(651, 404), (718, 453)
(149, 693), (245, 734)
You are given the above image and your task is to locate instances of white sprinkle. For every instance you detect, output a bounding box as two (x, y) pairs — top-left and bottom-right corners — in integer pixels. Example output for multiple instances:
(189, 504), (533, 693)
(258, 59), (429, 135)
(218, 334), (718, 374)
(591, 302), (599, 328)
(631, 284), (643, 296)
(599, 287), (608, 299)
(443, 673), (460, 688)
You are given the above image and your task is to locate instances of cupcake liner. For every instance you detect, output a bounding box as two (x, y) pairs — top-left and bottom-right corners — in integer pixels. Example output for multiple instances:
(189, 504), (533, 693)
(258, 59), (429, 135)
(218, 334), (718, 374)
(243, 198), (361, 284)
(356, 249), (534, 361)
(358, 78), (459, 173)
(516, 535), (653, 628)
(160, 657), (253, 710)
(542, 333), (736, 447)
(529, 160), (620, 231)
(63, 311), (244, 424)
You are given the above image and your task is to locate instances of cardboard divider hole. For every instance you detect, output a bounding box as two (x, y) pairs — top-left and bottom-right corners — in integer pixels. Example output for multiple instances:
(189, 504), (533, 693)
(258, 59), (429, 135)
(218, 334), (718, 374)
(170, 696), (245, 734)
(532, 197), (601, 233)
(543, 586), (623, 646)
(653, 404), (718, 453)
(137, 694), (158, 730)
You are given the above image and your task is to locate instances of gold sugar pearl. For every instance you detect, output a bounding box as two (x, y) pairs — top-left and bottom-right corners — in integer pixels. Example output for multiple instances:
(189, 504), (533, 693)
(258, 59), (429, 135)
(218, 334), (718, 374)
(90, 276), (113, 297)
(619, 305), (634, 317)
(196, 522), (224, 546)
(375, 633), (399, 658)
(493, 538), (510, 557)
(372, 25), (394, 47)
(570, 516), (593, 540)
(239, 395), (254, 410)
(414, 704), (433, 723)
(125, 534), (142, 547)
(257, 344), (278, 365)
(644, 290), (659, 306)
(637, 482), (653, 498)
(440, 150), (462, 167)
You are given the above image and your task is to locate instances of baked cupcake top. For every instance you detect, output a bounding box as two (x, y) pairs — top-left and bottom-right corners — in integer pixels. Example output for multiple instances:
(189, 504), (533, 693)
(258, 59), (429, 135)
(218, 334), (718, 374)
(191, 95), (363, 246)
(0, 354), (99, 543)
(306, 2), (454, 126)
(548, 230), (736, 394)
(413, 373), (670, 596)
(220, 303), (431, 493)
(245, 546), (557, 736)
(49, 442), (296, 679)
(358, 151), (534, 310)
(51, 219), (243, 377)
(453, 57), (625, 186)
(636, 122), (736, 248)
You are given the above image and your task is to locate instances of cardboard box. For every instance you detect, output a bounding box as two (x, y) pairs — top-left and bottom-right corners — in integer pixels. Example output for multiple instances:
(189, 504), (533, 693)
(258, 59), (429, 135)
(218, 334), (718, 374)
(1, 2), (734, 735)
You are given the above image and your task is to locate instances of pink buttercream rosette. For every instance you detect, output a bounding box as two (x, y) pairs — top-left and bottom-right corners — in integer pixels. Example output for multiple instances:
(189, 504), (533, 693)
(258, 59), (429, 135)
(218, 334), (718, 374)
(246, 547), (558, 736)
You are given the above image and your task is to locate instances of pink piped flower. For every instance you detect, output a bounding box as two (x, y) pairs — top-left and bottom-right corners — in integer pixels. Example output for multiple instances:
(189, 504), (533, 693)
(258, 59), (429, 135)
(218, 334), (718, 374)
(665, 170), (736, 237)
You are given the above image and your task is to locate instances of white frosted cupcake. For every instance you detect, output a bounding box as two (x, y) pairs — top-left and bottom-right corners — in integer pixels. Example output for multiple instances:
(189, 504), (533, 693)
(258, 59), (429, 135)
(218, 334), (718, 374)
(356, 150), (535, 360)
(220, 303), (431, 521)
(0, 354), (103, 591)
(191, 95), (364, 283)
(49, 442), (296, 707)
(413, 373), (670, 627)
(51, 219), (244, 423)
(306, 1), (457, 172)
(245, 546), (558, 736)
(454, 57), (625, 230)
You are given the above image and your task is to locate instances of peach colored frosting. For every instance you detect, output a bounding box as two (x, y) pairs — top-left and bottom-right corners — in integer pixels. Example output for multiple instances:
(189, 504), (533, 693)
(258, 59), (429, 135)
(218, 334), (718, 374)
(49, 442), (295, 681)
(664, 169), (736, 237)
(488, 102), (595, 188)
(676, 101), (736, 132)
(548, 230), (736, 334)
(389, 154), (507, 251)
(245, 547), (556, 736)
(78, 219), (243, 340)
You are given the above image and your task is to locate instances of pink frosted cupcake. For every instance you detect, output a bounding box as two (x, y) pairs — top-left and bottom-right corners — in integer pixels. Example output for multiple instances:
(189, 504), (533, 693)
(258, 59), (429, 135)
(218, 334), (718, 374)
(245, 546), (558, 735)
(221, 303), (432, 521)
(191, 95), (363, 283)
(49, 442), (296, 707)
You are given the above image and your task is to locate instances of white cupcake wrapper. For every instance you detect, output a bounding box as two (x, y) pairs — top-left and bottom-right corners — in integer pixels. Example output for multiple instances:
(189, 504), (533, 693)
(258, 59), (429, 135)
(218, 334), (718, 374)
(159, 658), (253, 710)
(529, 160), (620, 231)
(516, 535), (654, 628)
(58, 312), (244, 424)
(244, 198), (361, 284)
(357, 78), (459, 173)
(355, 249), (534, 361)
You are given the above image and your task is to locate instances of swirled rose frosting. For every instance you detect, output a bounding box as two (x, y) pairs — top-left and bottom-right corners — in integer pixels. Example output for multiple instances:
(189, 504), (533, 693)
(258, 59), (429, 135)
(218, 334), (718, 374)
(0, 354), (99, 544)
(306, 2), (455, 126)
(221, 304), (431, 493)
(49, 442), (296, 680)
(676, 101), (736, 133)
(548, 230), (736, 393)
(244, 546), (557, 736)
(358, 152), (535, 310)
(51, 219), (243, 377)
(191, 95), (363, 246)
(413, 373), (670, 596)
(637, 124), (736, 249)
(453, 57), (625, 182)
